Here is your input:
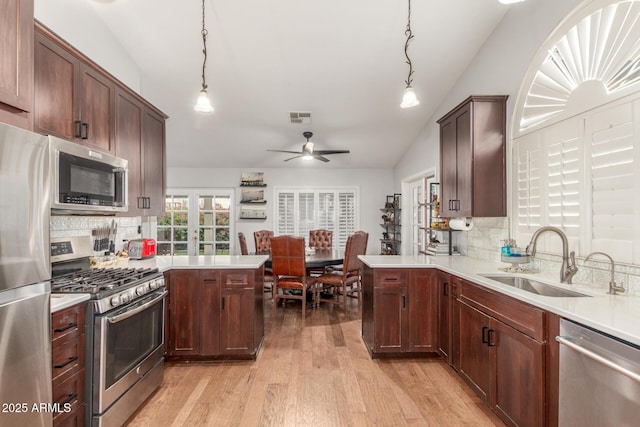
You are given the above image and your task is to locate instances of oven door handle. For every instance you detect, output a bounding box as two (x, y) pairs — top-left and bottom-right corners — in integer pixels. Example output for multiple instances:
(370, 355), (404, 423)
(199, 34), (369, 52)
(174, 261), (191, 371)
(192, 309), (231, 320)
(107, 291), (167, 324)
(556, 336), (640, 384)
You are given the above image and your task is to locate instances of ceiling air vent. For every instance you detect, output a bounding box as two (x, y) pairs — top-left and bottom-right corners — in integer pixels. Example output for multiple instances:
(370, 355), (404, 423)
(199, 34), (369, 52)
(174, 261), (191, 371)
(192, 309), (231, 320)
(289, 111), (312, 124)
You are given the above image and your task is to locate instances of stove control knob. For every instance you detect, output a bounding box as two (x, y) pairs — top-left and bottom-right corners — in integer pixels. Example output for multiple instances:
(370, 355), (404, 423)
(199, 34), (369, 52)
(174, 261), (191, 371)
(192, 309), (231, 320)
(121, 293), (131, 304)
(148, 280), (157, 290)
(136, 285), (147, 296)
(110, 295), (121, 307)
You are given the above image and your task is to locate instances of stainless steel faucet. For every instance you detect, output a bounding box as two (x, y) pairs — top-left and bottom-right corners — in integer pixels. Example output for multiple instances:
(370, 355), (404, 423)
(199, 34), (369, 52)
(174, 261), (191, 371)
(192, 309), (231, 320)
(526, 226), (578, 284)
(584, 252), (625, 295)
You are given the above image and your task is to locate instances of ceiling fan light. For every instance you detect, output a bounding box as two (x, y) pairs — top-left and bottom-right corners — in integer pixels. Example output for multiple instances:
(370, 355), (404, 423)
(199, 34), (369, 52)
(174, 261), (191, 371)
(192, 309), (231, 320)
(400, 86), (420, 108)
(498, 0), (525, 4)
(194, 89), (214, 113)
(302, 154), (314, 160)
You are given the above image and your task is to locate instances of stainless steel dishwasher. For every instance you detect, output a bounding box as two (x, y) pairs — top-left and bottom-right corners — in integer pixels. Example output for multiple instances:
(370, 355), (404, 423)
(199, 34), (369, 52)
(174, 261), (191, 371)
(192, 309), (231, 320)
(556, 319), (640, 426)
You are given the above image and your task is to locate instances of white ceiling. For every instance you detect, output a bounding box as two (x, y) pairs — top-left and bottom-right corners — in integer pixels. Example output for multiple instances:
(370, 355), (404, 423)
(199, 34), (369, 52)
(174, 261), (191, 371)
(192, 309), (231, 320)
(87, 0), (509, 169)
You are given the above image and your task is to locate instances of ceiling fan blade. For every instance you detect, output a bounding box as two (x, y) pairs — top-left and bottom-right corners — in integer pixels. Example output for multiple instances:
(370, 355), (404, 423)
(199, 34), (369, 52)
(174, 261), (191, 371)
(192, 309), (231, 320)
(314, 155), (330, 162)
(284, 155), (303, 162)
(315, 150), (350, 155)
(267, 149), (303, 154)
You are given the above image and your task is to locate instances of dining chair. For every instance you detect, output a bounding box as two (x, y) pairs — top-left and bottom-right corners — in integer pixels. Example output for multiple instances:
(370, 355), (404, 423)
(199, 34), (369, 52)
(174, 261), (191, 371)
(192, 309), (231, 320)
(270, 235), (314, 322)
(253, 230), (274, 254)
(309, 229), (333, 250)
(242, 231), (274, 294)
(238, 232), (249, 255)
(308, 229), (333, 276)
(345, 231), (368, 300)
(314, 231), (368, 311)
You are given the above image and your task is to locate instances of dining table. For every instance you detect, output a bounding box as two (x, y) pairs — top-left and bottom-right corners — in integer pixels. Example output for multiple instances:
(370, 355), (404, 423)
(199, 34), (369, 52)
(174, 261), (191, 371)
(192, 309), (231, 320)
(261, 248), (344, 273)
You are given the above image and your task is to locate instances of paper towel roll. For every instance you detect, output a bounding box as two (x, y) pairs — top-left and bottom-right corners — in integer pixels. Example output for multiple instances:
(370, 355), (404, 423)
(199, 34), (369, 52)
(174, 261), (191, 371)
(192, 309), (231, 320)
(449, 217), (474, 231)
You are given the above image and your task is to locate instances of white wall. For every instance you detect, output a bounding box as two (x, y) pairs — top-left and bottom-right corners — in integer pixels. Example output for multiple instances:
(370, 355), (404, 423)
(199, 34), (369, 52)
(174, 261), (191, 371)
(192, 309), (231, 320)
(168, 167), (393, 255)
(393, 0), (583, 187)
(34, 0), (141, 92)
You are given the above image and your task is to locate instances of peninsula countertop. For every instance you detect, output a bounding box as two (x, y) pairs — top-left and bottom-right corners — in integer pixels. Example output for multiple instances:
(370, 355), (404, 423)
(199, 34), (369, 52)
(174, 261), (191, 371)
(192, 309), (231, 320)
(359, 255), (640, 347)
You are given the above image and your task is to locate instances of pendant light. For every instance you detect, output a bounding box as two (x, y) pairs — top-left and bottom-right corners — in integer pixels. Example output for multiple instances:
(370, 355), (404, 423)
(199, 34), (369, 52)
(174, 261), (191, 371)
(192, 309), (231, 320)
(400, 0), (419, 109)
(194, 0), (214, 113)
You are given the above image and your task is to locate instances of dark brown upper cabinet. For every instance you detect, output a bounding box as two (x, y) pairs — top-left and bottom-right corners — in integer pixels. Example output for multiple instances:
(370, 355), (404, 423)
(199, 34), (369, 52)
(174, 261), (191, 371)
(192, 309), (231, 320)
(0, 0), (34, 129)
(437, 95), (508, 218)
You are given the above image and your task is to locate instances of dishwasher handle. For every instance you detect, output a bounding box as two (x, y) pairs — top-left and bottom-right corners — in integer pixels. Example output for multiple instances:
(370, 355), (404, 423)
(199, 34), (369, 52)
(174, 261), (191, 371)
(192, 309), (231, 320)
(556, 335), (640, 384)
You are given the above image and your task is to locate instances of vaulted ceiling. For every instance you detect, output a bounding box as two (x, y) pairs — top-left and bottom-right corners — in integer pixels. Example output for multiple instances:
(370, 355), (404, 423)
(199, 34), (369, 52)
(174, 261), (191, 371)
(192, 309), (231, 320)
(84, 0), (509, 169)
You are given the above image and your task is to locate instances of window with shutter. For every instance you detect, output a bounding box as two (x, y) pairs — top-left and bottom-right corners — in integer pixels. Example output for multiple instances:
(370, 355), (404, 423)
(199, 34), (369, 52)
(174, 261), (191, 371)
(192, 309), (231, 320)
(275, 188), (358, 250)
(513, 97), (640, 264)
(588, 102), (637, 263)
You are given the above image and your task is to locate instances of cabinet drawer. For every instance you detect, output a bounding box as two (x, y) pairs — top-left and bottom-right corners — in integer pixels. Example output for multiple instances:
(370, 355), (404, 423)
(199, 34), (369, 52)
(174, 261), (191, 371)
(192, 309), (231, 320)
(53, 403), (85, 427)
(52, 304), (84, 343)
(221, 271), (251, 287)
(52, 334), (84, 382)
(459, 280), (545, 341)
(53, 369), (84, 425)
(200, 270), (219, 283)
(374, 269), (407, 287)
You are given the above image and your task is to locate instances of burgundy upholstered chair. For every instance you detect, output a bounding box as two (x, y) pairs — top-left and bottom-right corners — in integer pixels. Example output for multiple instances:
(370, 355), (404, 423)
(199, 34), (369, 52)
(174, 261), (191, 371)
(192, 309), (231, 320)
(253, 230), (274, 254)
(314, 231), (368, 310)
(270, 235), (314, 322)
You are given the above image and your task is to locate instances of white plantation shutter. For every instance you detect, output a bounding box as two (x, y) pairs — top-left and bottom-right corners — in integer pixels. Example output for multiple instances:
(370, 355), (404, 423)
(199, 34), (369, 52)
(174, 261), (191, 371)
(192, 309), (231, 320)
(298, 192), (315, 243)
(275, 188), (357, 250)
(277, 192), (295, 236)
(514, 97), (640, 264)
(588, 102), (637, 263)
(337, 192), (356, 250)
(515, 132), (543, 236)
(544, 118), (583, 253)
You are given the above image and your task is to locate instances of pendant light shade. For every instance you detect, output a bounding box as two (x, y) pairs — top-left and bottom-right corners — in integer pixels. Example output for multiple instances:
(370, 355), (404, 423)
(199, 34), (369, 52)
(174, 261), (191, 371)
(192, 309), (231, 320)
(401, 86), (420, 108)
(194, 0), (214, 113)
(400, 0), (419, 109)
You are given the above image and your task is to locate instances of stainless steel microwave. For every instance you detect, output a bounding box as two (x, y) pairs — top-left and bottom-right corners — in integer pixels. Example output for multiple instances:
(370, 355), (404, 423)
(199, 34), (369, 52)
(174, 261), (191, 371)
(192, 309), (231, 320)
(50, 136), (128, 214)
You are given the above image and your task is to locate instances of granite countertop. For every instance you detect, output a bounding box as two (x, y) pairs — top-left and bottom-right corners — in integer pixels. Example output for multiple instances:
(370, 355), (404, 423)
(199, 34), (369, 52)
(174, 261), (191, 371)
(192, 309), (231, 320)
(359, 255), (640, 347)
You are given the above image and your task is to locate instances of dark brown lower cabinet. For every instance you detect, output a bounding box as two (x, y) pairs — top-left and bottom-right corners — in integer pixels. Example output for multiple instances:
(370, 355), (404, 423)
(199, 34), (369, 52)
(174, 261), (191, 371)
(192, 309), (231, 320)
(362, 267), (438, 356)
(166, 268), (264, 360)
(457, 279), (545, 427)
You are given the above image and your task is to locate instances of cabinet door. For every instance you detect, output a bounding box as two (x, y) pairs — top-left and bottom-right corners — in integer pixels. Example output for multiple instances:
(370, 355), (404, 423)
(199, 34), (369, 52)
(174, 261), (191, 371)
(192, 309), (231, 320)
(373, 285), (407, 352)
(167, 270), (201, 356)
(142, 108), (166, 216)
(440, 118), (458, 217)
(200, 270), (220, 355)
(220, 287), (254, 355)
(437, 272), (450, 360)
(458, 301), (491, 402)
(492, 320), (545, 427)
(408, 269), (437, 352)
(454, 105), (472, 217)
(114, 89), (143, 216)
(34, 30), (77, 140)
(0, 0), (33, 128)
(77, 63), (114, 153)
(220, 271), (254, 355)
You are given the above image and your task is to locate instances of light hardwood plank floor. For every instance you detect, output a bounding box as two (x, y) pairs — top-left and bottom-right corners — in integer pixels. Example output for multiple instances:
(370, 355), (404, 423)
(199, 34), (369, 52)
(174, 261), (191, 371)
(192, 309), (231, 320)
(127, 298), (505, 427)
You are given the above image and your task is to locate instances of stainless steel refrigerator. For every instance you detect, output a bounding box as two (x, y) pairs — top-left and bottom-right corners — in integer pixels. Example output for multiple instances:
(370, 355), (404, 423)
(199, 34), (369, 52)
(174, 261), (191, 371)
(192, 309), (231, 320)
(0, 123), (52, 426)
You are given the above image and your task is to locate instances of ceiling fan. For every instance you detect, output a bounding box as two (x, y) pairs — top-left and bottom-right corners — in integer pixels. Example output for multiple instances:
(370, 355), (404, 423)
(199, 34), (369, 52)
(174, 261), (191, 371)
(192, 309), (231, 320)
(267, 132), (350, 162)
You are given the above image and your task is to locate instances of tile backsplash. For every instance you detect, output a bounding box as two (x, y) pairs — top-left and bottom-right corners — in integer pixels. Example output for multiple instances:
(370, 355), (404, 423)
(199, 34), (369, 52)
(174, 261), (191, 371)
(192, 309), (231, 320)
(464, 217), (640, 296)
(50, 216), (150, 254)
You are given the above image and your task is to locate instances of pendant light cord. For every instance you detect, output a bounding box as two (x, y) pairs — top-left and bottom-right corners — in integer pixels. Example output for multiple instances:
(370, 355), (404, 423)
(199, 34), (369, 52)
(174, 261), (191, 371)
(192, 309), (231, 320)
(403, 0), (415, 87)
(200, 0), (209, 91)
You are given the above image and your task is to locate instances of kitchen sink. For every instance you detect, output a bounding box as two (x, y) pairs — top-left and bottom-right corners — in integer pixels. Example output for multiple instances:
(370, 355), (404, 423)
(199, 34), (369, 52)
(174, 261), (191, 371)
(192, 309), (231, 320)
(480, 275), (590, 298)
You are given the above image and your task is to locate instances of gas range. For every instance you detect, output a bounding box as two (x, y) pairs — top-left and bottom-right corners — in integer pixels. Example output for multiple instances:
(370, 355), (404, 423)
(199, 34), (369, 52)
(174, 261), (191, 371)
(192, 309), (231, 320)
(51, 266), (164, 313)
(50, 236), (166, 426)
(50, 236), (165, 313)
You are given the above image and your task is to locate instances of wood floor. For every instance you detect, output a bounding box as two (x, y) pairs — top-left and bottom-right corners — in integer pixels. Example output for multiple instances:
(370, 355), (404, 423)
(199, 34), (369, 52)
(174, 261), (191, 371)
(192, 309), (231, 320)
(127, 298), (505, 427)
